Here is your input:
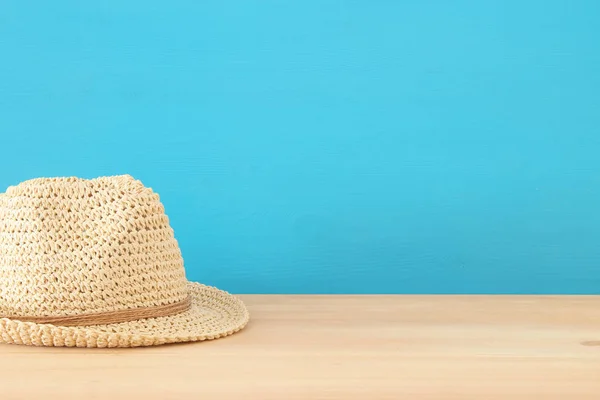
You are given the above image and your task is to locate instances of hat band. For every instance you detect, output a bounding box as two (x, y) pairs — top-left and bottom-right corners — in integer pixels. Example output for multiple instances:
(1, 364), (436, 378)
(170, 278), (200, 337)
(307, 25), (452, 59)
(3, 295), (192, 327)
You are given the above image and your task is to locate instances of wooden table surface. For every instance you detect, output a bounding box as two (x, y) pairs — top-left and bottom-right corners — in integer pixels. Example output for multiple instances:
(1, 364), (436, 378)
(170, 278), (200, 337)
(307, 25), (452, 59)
(1, 295), (599, 399)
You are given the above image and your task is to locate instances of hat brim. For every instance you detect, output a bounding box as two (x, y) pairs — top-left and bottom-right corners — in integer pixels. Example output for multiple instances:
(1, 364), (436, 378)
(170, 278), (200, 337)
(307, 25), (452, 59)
(0, 282), (249, 348)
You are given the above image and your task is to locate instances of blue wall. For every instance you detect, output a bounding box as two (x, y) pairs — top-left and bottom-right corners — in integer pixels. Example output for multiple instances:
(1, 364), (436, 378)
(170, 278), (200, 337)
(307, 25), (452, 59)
(1, 1), (599, 294)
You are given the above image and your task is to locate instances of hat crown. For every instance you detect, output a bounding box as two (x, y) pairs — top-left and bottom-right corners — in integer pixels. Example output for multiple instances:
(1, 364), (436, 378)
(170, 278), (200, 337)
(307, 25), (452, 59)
(0, 175), (188, 319)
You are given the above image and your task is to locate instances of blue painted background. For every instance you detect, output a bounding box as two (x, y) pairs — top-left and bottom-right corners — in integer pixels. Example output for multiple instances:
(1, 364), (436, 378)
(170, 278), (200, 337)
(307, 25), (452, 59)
(1, 1), (599, 294)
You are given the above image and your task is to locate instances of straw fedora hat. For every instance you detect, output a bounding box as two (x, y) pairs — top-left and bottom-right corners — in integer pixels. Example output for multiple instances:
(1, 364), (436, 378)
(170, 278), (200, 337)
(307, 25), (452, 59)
(0, 175), (249, 347)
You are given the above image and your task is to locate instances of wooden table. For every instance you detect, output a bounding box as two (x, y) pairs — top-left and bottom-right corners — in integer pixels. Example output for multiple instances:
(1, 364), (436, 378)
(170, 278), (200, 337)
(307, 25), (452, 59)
(1, 295), (599, 399)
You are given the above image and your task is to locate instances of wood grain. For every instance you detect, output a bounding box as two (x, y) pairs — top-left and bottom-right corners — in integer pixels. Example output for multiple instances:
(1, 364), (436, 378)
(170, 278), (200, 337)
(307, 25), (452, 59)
(1, 295), (599, 399)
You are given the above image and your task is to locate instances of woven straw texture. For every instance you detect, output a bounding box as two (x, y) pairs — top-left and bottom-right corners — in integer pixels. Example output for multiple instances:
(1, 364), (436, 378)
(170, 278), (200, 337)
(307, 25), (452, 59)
(0, 175), (249, 347)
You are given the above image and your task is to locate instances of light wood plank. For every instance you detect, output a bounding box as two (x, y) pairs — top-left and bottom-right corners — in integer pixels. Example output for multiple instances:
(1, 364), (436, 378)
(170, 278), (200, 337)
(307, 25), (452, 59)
(1, 295), (599, 399)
